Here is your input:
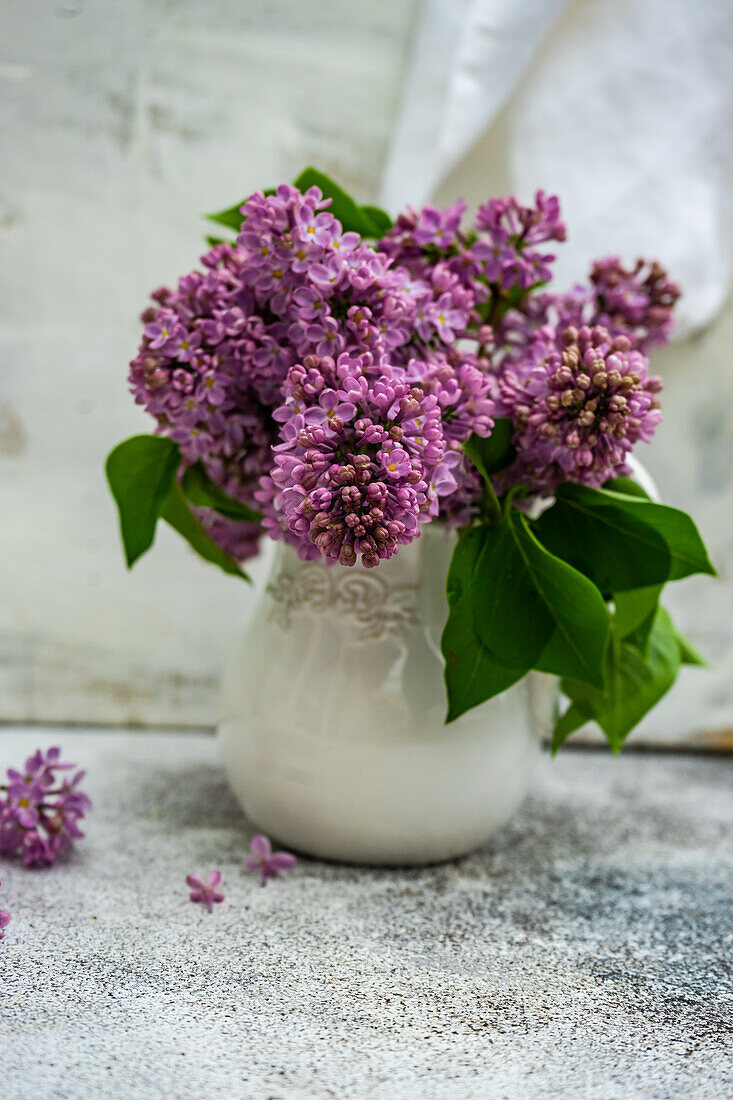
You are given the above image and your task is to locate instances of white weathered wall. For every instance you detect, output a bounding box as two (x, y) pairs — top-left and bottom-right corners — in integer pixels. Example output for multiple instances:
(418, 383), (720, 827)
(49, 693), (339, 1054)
(1, 0), (416, 726)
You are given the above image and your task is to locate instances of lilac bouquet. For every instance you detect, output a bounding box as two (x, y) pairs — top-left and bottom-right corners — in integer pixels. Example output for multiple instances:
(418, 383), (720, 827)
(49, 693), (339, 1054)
(107, 168), (713, 751)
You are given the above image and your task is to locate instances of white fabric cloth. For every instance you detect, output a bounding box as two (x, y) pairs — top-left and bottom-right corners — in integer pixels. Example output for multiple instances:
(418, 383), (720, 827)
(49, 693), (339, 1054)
(381, 0), (733, 335)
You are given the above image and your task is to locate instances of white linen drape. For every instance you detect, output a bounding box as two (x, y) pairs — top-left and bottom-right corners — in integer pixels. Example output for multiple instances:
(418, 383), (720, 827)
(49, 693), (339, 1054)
(381, 0), (733, 335)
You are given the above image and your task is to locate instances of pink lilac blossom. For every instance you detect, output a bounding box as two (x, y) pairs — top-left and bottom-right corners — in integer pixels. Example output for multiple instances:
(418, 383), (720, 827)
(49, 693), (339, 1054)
(379, 195), (578, 520)
(244, 835), (296, 885)
(0, 748), (91, 868)
(129, 183), (677, 561)
(129, 185), (481, 560)
(186, 870), (225, 912)
(556, 257), (681, 353)
(408, 354), (495, 525)
(472, 190), (566, 291)
(129, 244), (280, 560)
(493, 324), (663, 494)
(379, 190), (566, 316)
(376, 191), (570, 520)
(0, 881), (9, 940)
(496, 258), (680, 371)
(259, 352), (447, 566)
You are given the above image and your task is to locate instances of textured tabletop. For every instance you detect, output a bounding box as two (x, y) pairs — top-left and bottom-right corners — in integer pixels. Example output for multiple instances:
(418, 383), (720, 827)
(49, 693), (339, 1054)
(0, 729), (731, 1100)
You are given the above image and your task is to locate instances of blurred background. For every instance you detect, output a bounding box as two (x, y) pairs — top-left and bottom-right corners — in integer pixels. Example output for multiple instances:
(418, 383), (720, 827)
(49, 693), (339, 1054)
(2, 0), (731, 746)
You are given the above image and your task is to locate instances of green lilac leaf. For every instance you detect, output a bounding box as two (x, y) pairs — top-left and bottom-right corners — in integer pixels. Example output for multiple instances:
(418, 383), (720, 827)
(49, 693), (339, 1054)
(293, 167), (392, 237)
(359, 203), (394, 233)
(550, 703), (587, 753)
(181, 462), (263, 523)
(675, 630), (708, 666)
(555, 606), (681, 754)
(160, 482), (249, 581)
(105, 435), (181, 568)
(205, 202), (245, 231)
(613, 584), (662, 655)
(205, 187), (278, 234)
(505, 513), (610, 687)
(463, 418), (516, 480)
(469, 512), (609, 685)
(471, 518), (554, 668)
(535, 483), (715, 591)
(534, 625), (607, 684)
(442, 527), (528, 723)
(602, 475), (651, 499)
(205, 174), (391, 242)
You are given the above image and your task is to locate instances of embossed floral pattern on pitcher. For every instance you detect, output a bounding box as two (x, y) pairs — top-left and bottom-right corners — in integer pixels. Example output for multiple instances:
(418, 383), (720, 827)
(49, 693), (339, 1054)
(267, 562), (420, 641)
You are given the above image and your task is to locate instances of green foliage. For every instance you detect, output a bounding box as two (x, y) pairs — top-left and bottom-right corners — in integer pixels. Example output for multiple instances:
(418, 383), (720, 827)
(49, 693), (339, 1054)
(613, 585), (662, 656)
(442, 472), (714, 749)
(359, 204), (394, 235)
(105, 435), (250, 581)
(205, 202), (245, 232)
(206, 188), (277, 235)
(535, 483), (715, 592)
(552, 607), (682, 753)
(441, 510), (611, 722)
(106, 436), (181, 567)
(602, 475), (652, 499)
(674, 630), (708, 667)
(474, 511), (610, 683)
(181, 462), (262, 523)
(202, 169), (391, 245)
(205, 169), (394, 242)
(442, 528), (527, 723)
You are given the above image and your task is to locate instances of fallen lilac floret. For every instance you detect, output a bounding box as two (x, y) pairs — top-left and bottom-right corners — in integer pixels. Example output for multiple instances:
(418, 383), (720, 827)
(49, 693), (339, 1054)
(186, 870), (225, 913)
(244, 834), (296, 885)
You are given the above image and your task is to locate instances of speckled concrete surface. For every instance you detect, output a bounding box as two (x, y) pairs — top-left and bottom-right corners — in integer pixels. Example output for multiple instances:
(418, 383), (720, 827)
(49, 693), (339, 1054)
(0, 730), (731, 1099)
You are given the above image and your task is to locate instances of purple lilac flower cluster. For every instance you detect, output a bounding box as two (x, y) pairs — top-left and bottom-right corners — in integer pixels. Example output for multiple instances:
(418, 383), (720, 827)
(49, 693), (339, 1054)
(493, 325), (662, 493)
(129, 183), (678, 566)
(129, 185), (490, 560)
(557, 257), (681, 353)
(379, 190), (566, 316)
(260, 352), (446, 566)
(130, 188), (468, 555)
(375, 192), (568, 518)
(376, 191), (673, 499)
(0, 748), (91, 868)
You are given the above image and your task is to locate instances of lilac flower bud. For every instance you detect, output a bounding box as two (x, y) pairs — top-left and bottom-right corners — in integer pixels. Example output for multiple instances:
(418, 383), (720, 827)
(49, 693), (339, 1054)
(339, 543), (357, 567)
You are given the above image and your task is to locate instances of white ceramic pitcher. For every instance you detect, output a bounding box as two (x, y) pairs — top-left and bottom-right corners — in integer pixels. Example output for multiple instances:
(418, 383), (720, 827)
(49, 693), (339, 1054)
(219, 523), (556, 865)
